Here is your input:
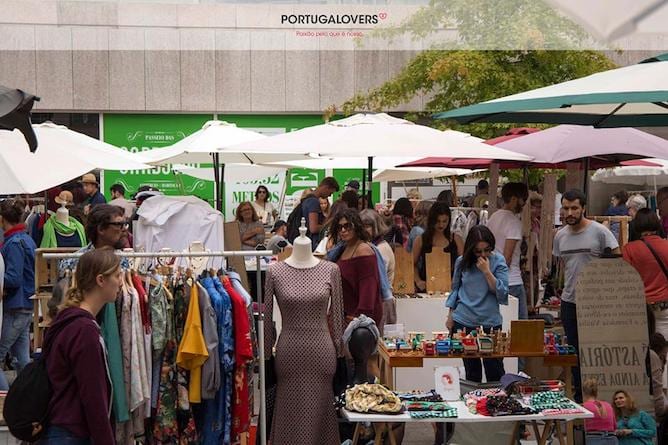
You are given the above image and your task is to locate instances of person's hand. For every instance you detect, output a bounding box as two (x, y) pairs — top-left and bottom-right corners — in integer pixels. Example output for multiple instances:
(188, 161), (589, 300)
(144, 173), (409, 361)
(476, 256), (491, 275)
(415, 279), (426, 292)
(446, 313), (454, 331)
(255, 227), (265, 235)
(83, 204), (91, 216)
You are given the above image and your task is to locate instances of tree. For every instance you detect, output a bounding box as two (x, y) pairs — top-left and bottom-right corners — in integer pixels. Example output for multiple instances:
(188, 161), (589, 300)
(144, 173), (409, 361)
(331, 0), (617, 142)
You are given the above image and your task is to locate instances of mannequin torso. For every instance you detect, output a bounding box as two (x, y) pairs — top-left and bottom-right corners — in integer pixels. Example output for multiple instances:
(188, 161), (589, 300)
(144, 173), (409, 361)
(55, 205), (70, 227)
(285, 218), (320, 269)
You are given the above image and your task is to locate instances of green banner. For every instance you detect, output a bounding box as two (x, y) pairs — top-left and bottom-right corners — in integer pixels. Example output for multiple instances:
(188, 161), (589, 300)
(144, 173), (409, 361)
(332, 169), (380, 204)
(102, 114), (214, 201)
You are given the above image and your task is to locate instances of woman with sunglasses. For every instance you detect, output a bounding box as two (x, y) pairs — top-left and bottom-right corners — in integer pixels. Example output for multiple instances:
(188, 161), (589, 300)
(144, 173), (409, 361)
(236, 201), (265, 250)
(252, 185), (277, 225)
(446, 225), (509, 383)
(331, 209), (383, 328)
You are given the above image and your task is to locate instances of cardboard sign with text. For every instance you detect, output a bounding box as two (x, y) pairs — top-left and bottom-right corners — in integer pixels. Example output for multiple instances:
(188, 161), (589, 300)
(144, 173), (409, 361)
(576, 258), (651, 411)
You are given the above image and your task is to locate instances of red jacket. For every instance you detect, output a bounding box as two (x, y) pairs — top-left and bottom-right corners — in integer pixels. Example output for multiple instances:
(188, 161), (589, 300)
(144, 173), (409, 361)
(44, 307), (114, 444)
(623, 235), (668, 304)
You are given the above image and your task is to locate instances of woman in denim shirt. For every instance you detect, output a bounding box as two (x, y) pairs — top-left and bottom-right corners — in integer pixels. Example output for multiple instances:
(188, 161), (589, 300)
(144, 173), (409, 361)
(0, 198), (37, 390)
(446, 225), (509, 383)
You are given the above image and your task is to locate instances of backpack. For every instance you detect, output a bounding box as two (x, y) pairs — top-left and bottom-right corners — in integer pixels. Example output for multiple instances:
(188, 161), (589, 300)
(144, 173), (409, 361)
(4, 322), (66, 442)
(3, 356), (52, 442)
(286, 193), (316, 243)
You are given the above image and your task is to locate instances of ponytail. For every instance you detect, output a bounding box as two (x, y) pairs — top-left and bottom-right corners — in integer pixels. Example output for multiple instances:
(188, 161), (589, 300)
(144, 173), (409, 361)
(593, 400), (607, 418)
(61, 287), (85, 309)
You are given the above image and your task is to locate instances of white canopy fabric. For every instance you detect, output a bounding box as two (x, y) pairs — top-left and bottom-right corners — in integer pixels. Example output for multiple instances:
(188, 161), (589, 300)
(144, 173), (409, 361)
(231, 113), (533, 162)
(172, 164), (286, 183)
(373, 167), (480, 182)
(546, 0), (668, 42)
(0, 122), (151, 194)
(592, 158), (668, 186)
(137, 120), (311, 165)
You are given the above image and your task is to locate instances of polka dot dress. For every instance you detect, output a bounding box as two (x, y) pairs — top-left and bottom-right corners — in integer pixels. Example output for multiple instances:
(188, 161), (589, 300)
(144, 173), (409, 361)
(264, 260), (345, 445)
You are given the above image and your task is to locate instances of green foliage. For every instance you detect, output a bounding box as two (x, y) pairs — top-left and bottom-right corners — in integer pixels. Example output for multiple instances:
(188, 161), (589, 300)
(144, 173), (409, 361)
(333, 0), (617, 140)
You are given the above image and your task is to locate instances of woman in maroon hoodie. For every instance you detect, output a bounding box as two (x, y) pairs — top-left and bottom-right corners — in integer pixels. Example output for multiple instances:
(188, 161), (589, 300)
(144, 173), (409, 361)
(39, 248), (121, 445)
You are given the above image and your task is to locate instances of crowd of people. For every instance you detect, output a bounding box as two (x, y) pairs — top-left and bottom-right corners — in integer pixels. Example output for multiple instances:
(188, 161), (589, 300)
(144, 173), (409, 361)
(1, 172), (668, 444)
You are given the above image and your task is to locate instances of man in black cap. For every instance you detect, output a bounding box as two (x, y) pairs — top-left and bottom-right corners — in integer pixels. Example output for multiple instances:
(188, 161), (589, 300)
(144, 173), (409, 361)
(345, 180), (361, 193)
(266, 220), (291, 254)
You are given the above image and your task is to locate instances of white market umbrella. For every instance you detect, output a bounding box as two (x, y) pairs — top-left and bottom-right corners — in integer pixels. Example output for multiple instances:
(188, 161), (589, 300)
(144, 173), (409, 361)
(373, 167), (479, 182)
(136, 120), (309, 165)
(137, 120), (314, 210)
(234, 113), (532, 206)
(435, 53), (668, 127)
(235, 113), (532, 161)
(592, 158), (668, 191)
(172, 164), (286, 183)
(546, 0), (668, 42)
(0, 122), (151, 194)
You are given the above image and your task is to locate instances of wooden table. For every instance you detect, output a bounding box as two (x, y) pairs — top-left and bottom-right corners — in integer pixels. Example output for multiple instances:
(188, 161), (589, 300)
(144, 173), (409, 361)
(343, 400), (592, 445)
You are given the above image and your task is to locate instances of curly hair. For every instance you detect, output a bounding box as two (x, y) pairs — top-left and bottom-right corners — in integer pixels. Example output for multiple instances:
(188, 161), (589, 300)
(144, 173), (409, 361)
(331, 208), (369, 244)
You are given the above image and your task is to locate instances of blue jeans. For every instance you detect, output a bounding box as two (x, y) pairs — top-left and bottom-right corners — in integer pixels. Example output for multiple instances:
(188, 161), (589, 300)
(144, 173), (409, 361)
(38, 426), (91, 444)
(561, 301), (582, 402)
(453, 322), (505, 383)
(509, 284), (528, 321)
(0, 309), (32, 390)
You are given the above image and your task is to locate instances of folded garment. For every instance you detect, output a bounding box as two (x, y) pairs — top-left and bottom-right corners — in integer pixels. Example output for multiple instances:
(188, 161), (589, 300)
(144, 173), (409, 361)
(409, 409), (457, 419)
(396, 389), (443, 402)
(345, 383), (403, 414)
(406, 401), (451, 411)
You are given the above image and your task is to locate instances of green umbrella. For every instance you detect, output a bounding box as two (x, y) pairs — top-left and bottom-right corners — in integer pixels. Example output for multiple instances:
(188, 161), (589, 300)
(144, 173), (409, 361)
(434, 53), (668, 127)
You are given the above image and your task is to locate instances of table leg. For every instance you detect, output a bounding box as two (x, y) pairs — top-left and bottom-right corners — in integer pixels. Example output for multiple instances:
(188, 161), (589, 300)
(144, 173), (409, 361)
(388, 424), (398, 445)
(384, 357), (394, 389)
(554, 420), (567, 445)
(530, 420), (542, 443)
(537, 420), (553, 445)
(352, 424), (361, 445)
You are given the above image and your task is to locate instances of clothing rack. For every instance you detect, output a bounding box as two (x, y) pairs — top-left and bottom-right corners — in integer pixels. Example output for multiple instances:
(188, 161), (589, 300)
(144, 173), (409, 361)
(42, 249), (272, 445)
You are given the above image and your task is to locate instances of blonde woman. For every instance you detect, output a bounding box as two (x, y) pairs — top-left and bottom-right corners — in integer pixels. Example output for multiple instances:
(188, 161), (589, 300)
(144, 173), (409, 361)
(583, 379), (618, 444)
(40, 248), (121, 445)
(613, 390), (655, 444)
(236, 201), (265, 250)
(407, 200), (432, 253)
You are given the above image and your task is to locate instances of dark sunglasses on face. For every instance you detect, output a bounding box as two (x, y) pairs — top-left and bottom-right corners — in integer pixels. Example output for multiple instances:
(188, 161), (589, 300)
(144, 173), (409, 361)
(337, 222), (354, 232)
(257, 190), (267, 194)
(107, 221), (129, 229)
(474, 247), (493, 255)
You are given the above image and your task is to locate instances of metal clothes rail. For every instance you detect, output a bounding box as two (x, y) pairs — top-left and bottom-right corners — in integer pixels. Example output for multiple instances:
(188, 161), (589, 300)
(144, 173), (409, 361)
(43, 249), (272, 445)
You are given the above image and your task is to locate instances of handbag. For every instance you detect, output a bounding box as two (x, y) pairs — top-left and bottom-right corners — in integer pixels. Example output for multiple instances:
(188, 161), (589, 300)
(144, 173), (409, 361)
(641, 238), (668, 281)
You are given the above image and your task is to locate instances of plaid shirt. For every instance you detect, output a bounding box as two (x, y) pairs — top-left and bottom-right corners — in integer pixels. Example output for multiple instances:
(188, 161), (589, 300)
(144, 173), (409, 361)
(58, 243), (130, 278)
(392, 215), (412, 249)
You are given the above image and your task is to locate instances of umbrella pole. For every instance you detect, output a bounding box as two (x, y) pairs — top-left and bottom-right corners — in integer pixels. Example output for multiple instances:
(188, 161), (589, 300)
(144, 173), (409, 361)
(367, 156), (373, 209)
(220, 163), (225, 215)
(583, 157), (591, 197)
(361, 168), (366, 203)
(212, 153), (221, 211)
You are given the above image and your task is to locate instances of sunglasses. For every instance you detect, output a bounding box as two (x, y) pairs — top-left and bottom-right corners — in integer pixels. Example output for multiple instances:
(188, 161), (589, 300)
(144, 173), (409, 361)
(107, 221), (129, 229)
(337, 222), (354, 232)
(257, 190), (267, 194)
(474, 247), (493, 255)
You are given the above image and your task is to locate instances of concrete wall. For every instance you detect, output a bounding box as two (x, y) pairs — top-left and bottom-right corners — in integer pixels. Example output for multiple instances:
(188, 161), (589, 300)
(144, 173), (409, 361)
(0, 1), (436, 113)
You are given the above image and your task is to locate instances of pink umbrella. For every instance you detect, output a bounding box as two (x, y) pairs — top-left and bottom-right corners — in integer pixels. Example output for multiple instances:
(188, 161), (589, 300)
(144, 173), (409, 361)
(400, 126), (668, 170)
(398, 128), (538, 169)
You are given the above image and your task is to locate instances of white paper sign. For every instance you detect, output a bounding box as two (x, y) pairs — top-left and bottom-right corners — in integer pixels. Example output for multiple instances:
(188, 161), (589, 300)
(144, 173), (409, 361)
(435, 366), (461, 401)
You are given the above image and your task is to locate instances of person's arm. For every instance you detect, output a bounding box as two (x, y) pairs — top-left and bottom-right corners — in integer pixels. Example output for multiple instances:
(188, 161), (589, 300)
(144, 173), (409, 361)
(602, 224), (621, 254)
(71, 325), (115, 445)
(412, 236), (426, 291)
(453, 234), (464, 258)
(2, 241), (25, 289)
(651, 352), (667, 418)
(308, 211), (321, 235)
(502, 239), (518, 267)
(445, 258), (462, 330)
(483, 255), (509, 304)
(628, 411), (656, 438)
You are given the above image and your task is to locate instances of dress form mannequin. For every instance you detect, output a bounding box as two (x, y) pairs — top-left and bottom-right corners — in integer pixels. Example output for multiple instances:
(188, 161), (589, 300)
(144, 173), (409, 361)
(55, 204), (70, 226)
(285, 218), (319, 269)
(348, 327), (376, 384)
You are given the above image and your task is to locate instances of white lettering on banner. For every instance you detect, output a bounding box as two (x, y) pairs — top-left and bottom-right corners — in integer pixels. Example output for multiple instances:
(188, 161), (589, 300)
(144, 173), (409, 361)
(576, 258), (651, 411)
(225, 174), (286, 221)
(117, 146), (200, 176)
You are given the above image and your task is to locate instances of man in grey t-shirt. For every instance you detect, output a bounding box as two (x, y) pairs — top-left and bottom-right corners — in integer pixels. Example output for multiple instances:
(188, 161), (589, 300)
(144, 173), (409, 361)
(552, 189), (619, 400)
